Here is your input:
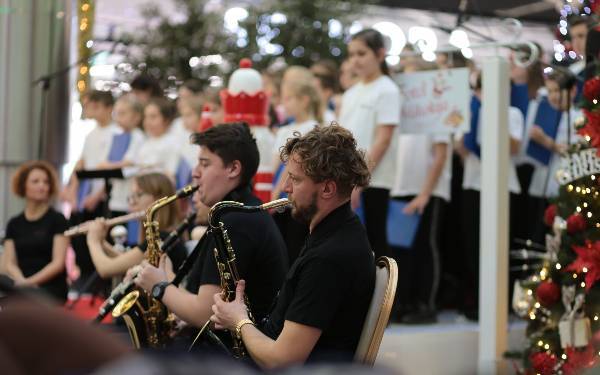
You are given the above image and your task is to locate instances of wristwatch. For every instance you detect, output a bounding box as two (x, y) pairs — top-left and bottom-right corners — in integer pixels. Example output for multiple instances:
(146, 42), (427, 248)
(151, 281), (171, 301)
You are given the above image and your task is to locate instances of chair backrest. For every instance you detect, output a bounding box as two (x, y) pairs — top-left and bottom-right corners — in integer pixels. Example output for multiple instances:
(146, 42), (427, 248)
(354, 256), (398, 366)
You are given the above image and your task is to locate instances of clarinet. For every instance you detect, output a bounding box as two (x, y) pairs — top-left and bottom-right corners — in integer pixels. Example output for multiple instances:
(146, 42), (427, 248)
(92, 210), (197, 323)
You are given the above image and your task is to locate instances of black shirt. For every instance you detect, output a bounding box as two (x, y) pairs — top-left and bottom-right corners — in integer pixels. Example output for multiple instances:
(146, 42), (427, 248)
(261, 202), (375, 362)
(4, 208), (69, 301)
(187, 186), (288, 324)
(138, 231), (188, 271)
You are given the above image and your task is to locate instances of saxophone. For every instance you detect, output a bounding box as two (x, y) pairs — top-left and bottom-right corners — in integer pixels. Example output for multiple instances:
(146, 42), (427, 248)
(112, 184), (198, 349)
(93, 210), (197, 324)
(192, 198), (290, 358)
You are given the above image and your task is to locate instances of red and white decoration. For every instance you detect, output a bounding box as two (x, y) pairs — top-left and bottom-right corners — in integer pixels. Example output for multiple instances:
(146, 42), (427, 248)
(220, 58), (274, 202)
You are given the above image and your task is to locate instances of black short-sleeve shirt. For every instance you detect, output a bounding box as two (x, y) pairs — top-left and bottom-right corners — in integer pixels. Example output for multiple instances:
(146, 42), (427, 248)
(5, 208), (69, 301)
(261, 202), (375, 362)
(187, 186), (288, 324)
(138, 231), (188, 271)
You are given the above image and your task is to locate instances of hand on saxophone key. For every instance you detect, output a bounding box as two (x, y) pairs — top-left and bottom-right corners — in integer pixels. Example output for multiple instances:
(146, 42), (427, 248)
(133, 260), (168, 293)
(210, 280), (249, 331)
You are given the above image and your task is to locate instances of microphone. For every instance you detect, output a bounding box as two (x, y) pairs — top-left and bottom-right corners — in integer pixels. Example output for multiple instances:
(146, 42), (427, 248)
(162, 211), (197, 253)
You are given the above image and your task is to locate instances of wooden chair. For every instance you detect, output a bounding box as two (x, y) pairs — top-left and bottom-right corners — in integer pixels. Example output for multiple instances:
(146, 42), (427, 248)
(354, 256), (398, 366)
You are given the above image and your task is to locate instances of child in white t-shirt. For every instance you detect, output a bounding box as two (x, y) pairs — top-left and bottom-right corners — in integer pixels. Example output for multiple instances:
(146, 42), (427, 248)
(391, 132), (452, 323)
(271, 80), (321, 200)
(96, 94), (146, 215)
(133, 98), (180, 179)
(339, 28), (401, 258)
(528, 73), (581, 198)
(60, 90), (121, 285)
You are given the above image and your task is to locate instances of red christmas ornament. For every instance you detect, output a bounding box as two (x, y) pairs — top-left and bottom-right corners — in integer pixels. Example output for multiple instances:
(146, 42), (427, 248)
(544, 204), (557, 227)
(536, 281), (561, 307)
(562, 345), (598, 375)
(566, 214), (587, 234)
(530, 352), (557, 375)
(565, 241), (600, 291)
(585, 109), (600, 127)
(592, 1), (600, 16)
(583, 77), (600, 102)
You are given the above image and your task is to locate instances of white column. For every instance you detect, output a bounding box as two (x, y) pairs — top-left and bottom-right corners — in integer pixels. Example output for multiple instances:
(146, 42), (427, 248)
(478, 56), (510, 374)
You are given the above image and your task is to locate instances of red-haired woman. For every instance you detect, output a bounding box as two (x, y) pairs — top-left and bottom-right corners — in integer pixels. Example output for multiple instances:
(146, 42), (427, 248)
(2, 161), (69, 302)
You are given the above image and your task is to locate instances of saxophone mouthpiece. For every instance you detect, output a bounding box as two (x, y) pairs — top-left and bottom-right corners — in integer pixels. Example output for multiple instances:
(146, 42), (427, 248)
(176, 184), (199, 199)
(260, 198), (291, 213)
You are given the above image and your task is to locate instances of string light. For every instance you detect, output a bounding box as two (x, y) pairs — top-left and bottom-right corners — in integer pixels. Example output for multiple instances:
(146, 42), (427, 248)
(544, 344), (550, 350)
(588, 212), (593, 218)
(530, 312), (537, 320)
(584, 203), (588, 208)
(573, 273), (578, 279)
(527, 289), (533, 295)
(535, 302), (541, 308)
(576, 206), (582, 212)
(576, 187), (581, 193)
(556, 263), (562, 270)
(538, 340), (544, 346)
(562, 354), (568, 360)
(581, 282), (586, 288)
(77, 1), (94, 95)
(568, 184), (574, 192)
(583, 267), (588, 273)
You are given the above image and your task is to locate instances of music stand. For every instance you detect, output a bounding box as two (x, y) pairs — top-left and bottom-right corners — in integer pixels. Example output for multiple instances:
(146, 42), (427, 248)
(76, 168), (124, 218)
(68, 168), (125, 309)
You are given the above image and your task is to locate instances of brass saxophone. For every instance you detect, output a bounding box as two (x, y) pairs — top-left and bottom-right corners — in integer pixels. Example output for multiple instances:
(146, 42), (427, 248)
(191, 198), (290, 358)
(93, 210), (197, 324)
(112, 184), (198, 349)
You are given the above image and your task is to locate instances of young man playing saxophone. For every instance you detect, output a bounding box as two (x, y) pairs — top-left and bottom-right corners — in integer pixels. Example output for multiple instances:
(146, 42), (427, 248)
(211, 125), (376, 368)
(134, 122), (288, 333)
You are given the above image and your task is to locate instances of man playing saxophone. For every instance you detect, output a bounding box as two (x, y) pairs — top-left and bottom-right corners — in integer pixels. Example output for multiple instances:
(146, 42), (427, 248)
(134, 123), (288, 334)
(210, 125), (375, 369)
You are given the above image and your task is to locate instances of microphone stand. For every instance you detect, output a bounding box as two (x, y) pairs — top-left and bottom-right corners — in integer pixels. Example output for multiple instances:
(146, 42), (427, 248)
(31, 40), (120, 159)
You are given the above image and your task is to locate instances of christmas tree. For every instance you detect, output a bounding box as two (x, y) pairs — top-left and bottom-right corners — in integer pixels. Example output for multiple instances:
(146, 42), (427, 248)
(117, 0), (365, 90)
(514, 28), (600, 375)
(119, 0), (236, 90)
(235, 0), (364, 69)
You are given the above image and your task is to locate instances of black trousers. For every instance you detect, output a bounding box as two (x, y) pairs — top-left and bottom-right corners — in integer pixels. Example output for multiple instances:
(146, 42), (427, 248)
(392, 196), (446, 312)
(362, 187), (390, 258)
(461, 189), (520, 312)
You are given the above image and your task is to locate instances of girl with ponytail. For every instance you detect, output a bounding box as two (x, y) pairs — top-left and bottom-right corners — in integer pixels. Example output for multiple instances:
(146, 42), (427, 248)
(339, 28), (401, 258)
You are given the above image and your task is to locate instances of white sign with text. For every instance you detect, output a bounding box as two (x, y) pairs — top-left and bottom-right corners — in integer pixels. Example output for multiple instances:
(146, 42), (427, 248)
(395, 68), (470, 134)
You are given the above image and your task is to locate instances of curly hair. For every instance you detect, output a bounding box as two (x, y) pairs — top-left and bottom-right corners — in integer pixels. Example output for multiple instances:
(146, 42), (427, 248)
(11, 160), (59, 199)
(280, 124), (370, 197)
